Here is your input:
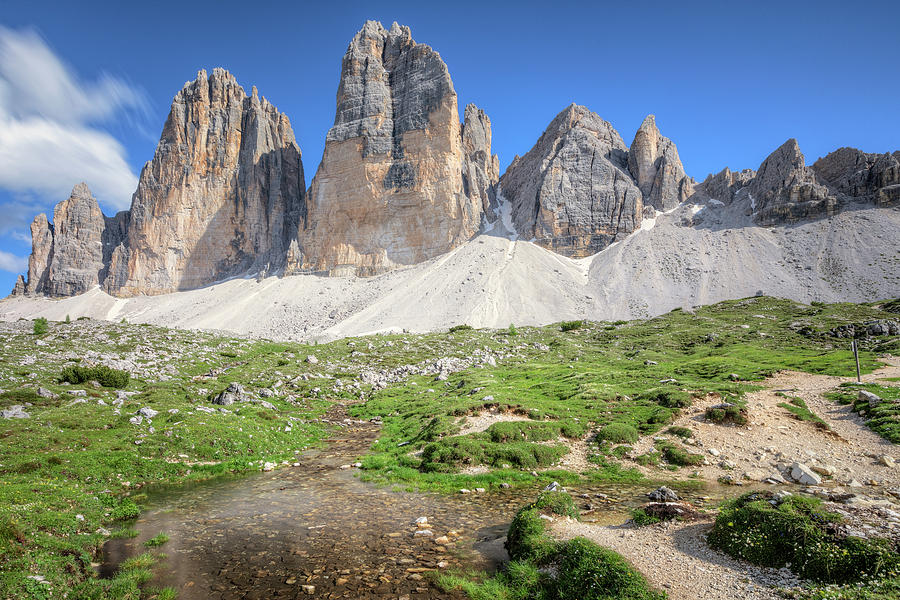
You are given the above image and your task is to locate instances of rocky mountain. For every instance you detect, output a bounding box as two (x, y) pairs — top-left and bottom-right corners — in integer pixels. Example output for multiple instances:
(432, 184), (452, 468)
(695, 139), (900, 225)
(627, 115), (694, 211)
(8, 20), (899, 304)
(20, 183), (126, 297)
(293, 21), (497, 276)
(105, 68), (305, 296)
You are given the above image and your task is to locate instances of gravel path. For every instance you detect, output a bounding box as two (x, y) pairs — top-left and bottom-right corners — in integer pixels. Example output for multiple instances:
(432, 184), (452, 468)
(551, 517), (801, 600)
(629, 357), (900, 488)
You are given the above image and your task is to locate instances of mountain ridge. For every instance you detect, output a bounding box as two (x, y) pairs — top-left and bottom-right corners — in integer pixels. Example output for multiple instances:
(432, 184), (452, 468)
(7, 20), (900, 310)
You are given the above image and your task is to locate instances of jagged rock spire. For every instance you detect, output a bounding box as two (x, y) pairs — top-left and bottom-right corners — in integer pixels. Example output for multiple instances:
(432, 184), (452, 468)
(627, 115), (693, 211)
(501, 104), (642, 257)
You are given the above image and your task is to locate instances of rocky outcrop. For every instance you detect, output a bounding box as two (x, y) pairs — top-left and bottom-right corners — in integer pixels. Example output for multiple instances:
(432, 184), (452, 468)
(747, 139), (837, 225)
(501, 104), (643, 257)
(105, 68), (304, 296)
(22, 183), (124, 296)
(293, 21), (497, 276)
(696, 167), (756, 204)
(627, 115), (693, 211)
(10, 275), (25, 296)
(462, 104), (500, 221)
(25, 213), (53, 295)
(813, 148), (900, 207)
(702, 140), (900, 226)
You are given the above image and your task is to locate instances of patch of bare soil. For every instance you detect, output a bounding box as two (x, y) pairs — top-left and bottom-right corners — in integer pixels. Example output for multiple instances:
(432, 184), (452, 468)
(626, 357), (900, 489)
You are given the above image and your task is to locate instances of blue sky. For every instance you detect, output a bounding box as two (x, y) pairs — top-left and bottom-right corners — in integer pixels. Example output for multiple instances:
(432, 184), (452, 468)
(1, 0), (898, 294)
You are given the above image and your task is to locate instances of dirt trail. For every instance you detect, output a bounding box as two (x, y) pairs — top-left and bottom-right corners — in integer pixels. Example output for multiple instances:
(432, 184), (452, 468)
(551, 358), (900, 600)
(552, 517), (799, 600)
(628, 356), (900, 487)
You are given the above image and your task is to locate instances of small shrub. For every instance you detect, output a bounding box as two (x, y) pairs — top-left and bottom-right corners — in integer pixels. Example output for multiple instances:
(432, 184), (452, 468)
(560, 320), (584, 332)
(705, 403), (748, 426)
(508, 323), (518, 336)
(33, 317), (48, 335)
(65, 314), (71, 324)
(640, 388), (692, 409)
(448, 324), (473, 333)
(635, 451), (660, 466)
(666, 426), (693, 438)
(555, 537), (667, 600)
(659, 442), (704, 466)
(110, 498), (141, 521)
(506, 491), (577, 564)
(597, 423), (639, 444)
(709, 492), (900, 584)
(631, 508), (661, 527)
(59, 365), (130, 389)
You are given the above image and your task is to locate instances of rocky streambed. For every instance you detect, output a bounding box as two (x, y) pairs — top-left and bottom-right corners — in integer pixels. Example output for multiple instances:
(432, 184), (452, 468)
(100, 406), (733, 599)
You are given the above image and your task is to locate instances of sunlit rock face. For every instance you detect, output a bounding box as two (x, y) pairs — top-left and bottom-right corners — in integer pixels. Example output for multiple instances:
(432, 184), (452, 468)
(501, 104), (643, 258)
(24, 183), (125, 297)
(292, 21), (498, 276)
(105, 68), (304, 296)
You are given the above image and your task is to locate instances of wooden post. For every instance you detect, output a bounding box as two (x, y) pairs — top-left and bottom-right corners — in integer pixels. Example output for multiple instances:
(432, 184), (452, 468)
(852, 339), (861, 383)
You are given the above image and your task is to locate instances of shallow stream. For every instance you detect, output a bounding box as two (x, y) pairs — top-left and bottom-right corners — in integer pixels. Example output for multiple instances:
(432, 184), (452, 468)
(101, 406), (733, 599)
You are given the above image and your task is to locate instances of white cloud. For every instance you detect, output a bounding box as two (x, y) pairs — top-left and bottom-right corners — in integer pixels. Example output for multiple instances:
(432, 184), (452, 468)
(0, 249), (27, 274)
(0, 26), (148, 211)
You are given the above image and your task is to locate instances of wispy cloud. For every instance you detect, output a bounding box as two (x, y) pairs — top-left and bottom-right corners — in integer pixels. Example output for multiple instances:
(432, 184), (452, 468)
(0, 27), (148, 211)
(0, 249), (27, 274)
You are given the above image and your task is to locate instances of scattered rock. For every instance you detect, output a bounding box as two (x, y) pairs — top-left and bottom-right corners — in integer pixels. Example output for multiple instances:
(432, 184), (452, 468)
(790, 462), (823, 485)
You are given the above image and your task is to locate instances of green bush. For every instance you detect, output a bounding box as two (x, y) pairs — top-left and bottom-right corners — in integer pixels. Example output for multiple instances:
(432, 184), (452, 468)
(631, 508), (661, 527)
(554, 537), (667, 600)
(639, 388), (693, 409)
(705, 403), (748, 426)
(59, 365), (130, 389)
(110, 498), (141, 521)
(597, 423), (639, 444)
(560, 320), (584, 332)
(658, 442), (704, 466)
(448, 324), (474, 333)
(666, 426), (693, 438)
(420, 437), (567, 472)
(506, 491), (577, 564)
(33, 317), (48, 335)
(709, 492), (900, 584)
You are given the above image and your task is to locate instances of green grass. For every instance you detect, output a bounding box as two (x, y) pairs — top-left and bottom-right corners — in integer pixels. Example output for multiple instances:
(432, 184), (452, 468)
(826, 383), (900, 443)
(709, 492), (900, 584)
(2, 296), (898, 596)
(777, 395), (831, 431)
(143, 533), (169, 548)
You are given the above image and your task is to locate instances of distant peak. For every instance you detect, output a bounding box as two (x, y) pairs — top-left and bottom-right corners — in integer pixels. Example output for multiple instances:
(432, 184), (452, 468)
(638, 114), (657, 131)
(70, 182), (92, 199)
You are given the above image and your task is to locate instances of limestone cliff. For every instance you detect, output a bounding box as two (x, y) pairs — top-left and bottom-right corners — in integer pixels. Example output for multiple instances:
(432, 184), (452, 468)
(23, 183), (124, 297)
(813, 148), (900, 207)
(105, 68), (304, 296)
(627, 115), (694, 211)
(294, 21), (497, 275)
(501, 104), (643, 257)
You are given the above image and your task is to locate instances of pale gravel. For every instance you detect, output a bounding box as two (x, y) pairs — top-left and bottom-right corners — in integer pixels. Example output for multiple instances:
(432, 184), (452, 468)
(628, 358), (900, 487)
(1, 203), (899, 341)
(551, 517), (802, 600)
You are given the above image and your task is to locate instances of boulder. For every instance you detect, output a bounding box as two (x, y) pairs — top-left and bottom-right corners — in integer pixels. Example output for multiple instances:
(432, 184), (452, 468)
(647, 486), (679, 502)
(212, 382), (247, 406)
(790, 462), (823, 485)
(0, 405), (30, 419)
